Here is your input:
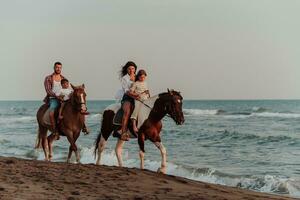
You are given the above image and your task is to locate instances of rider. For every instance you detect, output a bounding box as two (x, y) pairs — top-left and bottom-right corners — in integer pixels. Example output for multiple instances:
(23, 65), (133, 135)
(43, 62), (65, 139)
(57, 78), (73, 121)
(116, 61), (138, 141)
(129, 69), (150, 134)
(44, 62), (89, 138)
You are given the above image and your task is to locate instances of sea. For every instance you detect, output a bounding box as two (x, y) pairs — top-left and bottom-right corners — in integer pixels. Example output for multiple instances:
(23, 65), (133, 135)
(0, 100), (300, 198)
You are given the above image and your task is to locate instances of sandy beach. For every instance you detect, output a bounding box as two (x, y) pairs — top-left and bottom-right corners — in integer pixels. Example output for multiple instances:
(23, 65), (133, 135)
(0, 157), (297, 200)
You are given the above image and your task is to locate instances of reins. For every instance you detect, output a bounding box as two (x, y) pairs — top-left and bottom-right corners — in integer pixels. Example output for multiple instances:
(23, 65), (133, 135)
(136, 98), (172, 118)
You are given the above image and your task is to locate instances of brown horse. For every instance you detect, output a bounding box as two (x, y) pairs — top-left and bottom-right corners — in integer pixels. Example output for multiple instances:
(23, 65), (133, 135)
(94, 90), (184, 173)
(35, 84), (87, 163)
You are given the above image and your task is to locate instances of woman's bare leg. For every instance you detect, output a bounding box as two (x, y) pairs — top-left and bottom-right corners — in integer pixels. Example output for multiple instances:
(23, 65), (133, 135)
(120, 101), (132, 140)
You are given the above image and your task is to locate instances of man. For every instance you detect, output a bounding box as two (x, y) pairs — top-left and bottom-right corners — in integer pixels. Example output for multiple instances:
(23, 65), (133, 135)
(43, 62), (65, 138)
(44, 62), (89, 139)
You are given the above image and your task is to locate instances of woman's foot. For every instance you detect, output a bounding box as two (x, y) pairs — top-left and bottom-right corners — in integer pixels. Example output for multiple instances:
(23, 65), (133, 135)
(113, 130), (129, 141)
(81, 110), (90, 115)
(120, 132), (130, 141)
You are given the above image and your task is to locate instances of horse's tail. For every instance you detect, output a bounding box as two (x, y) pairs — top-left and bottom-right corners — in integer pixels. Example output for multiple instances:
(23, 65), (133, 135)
(35, 127), (42, 149)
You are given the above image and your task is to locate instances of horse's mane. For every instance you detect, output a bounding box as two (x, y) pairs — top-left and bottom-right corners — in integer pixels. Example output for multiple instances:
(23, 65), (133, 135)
(158, 90), (182, 98)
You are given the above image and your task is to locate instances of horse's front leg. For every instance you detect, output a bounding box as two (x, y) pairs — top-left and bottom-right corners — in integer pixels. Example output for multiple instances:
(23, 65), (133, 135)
(66, 131), (80, 163)
(67, 146), (72, 163)
(115, 139), (125, 167)
(154, 141), (167, 174)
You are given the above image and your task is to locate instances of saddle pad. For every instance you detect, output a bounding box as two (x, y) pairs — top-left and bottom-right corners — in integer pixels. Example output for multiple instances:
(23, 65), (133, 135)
(113, 108), (123, 125)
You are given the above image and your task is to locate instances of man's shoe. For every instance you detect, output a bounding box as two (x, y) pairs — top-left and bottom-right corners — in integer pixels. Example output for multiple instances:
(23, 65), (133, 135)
(82, 126), (90, 135)
(52, 132), (60, 140)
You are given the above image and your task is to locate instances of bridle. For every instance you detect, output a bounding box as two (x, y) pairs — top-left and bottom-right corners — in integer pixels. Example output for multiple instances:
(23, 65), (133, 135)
(72, 91), (87, 112)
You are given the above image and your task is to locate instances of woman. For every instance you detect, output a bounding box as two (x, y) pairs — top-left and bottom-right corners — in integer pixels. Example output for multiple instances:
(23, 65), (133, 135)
(116, 61), (138, 141)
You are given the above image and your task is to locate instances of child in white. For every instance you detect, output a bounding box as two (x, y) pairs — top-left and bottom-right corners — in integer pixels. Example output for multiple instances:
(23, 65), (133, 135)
(130, 70), (150, 133)
(57, 79), (73, 120)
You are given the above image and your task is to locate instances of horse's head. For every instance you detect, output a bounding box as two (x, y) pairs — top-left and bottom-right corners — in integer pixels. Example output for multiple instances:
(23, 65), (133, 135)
(71, 84), (87, 113)
(159, 89), (185, 125)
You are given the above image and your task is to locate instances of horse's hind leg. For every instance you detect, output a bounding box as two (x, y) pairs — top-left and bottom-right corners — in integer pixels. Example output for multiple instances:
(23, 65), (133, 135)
(96, 134), (107, 165)
(115, 139), (125, 167)
(138, 132), (145, 169)
(47, 134), (56, 160)
(154, 141), (167, 174)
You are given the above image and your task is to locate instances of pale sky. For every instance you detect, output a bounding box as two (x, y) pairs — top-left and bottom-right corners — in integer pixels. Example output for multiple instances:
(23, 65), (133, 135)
(1, 0), (300, 100)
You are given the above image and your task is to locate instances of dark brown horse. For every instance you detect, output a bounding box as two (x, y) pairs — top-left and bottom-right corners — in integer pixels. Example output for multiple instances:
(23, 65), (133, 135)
(94, 90), (184, 173)
(35, 84), (87, 163)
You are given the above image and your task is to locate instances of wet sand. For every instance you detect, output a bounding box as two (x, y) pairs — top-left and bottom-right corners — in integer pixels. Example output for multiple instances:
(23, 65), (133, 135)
(0, 156), (297, 200)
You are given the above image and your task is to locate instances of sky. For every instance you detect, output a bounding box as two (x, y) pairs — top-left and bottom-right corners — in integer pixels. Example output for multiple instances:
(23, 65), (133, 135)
(1, 0), (300, 100)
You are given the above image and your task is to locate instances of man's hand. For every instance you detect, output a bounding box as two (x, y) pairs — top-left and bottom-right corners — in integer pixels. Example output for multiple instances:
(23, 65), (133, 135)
(56, 95), (64, 101)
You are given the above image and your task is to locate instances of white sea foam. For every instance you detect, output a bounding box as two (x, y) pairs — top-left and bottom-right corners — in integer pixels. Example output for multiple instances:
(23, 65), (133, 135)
(183, 109), (220, 116)
(251, 112), (300, 118)
(0, 116), (36, 124)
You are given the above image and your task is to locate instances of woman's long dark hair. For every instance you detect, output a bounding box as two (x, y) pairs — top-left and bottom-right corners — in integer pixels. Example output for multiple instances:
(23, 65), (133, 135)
(119, 61), (137, 78)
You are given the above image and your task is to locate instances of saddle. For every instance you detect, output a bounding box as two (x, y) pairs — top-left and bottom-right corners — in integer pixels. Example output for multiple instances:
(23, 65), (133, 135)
(112, 105), (151, 129)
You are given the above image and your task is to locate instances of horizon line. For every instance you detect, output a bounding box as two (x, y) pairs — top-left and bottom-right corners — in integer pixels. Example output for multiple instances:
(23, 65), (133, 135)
(0, 98), (300, 101)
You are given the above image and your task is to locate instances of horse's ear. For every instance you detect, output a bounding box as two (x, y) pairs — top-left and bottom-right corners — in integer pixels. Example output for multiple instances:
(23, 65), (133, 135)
(167, 88), (170, 93)
(71, 84), (76, 90)
(82, 84), (85, 89)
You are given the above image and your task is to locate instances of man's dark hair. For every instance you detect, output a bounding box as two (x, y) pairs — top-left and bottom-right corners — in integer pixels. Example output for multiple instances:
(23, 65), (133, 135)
(54, 62), (62, 67)
(61, 78), (69, 84)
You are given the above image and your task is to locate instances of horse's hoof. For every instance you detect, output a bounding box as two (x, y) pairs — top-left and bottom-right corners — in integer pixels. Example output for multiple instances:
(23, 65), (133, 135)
(157, 167), (166, 174)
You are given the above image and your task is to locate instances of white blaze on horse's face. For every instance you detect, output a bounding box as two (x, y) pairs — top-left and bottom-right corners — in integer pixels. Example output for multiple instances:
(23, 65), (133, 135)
(80, 93), (87, 111)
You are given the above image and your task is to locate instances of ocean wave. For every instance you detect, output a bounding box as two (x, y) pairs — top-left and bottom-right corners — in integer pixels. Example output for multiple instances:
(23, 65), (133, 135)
(252, 107), (268, 113)
(183, 109), (223, 116)
(184, 108), (300, 119)
(216, 130), (295, 143)
(88, 113), (102, 119)
(251, 112), (300, 118)
(0, 116), (36, 124)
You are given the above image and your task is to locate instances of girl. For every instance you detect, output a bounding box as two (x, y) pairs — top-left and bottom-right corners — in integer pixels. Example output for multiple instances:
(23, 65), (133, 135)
(129, 69), (150, 133)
